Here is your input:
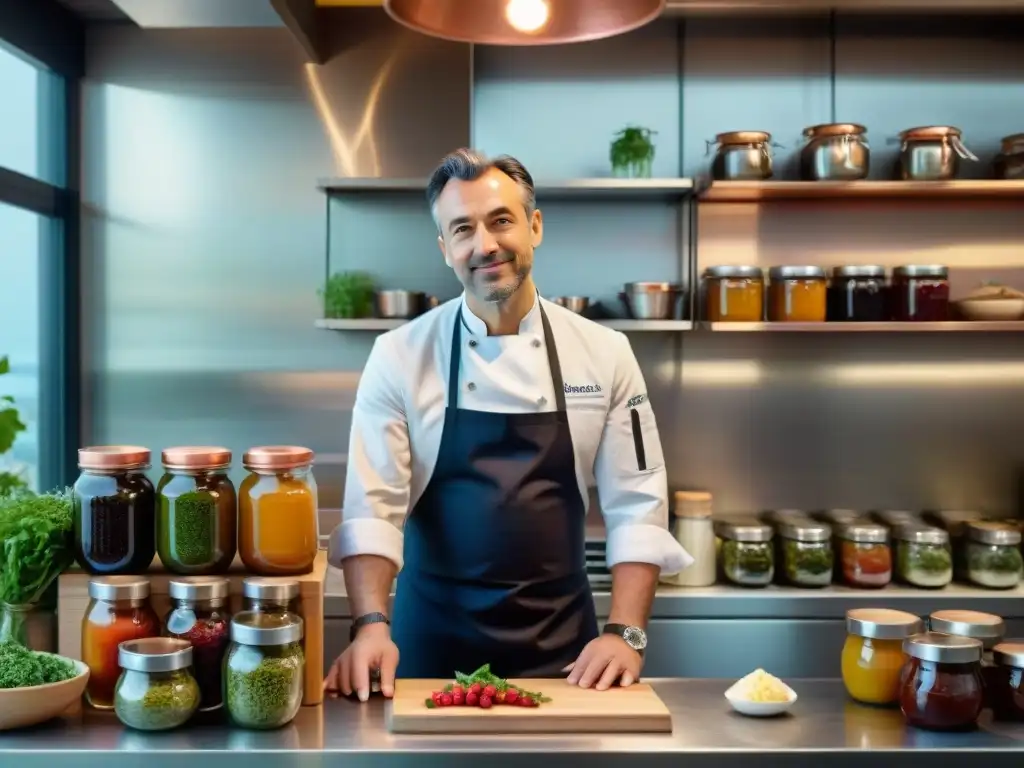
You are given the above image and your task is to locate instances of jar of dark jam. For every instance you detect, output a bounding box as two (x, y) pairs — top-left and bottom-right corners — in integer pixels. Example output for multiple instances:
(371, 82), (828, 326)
(900, 632), (984, 731)
(828, 265), (887, 322)
(890, 265), (950, 322)
(990, 642), (1024, 721)
(929, 609), (1005, 709)
(74, 446), (157, 575)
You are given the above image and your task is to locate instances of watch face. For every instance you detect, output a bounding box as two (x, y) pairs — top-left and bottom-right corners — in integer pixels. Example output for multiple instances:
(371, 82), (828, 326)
(623, 626), (647, 650)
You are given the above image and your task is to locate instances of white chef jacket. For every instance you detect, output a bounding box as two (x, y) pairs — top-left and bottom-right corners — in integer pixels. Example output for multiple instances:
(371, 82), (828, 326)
(328, 293), (693, 576)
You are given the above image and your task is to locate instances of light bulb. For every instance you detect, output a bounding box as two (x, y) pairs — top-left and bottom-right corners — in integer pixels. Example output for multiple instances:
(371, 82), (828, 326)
(505, 0), (549, 33)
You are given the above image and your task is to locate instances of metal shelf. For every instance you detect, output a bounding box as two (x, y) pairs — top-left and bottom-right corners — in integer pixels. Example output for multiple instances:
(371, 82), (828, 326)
(316, 318), (694, 332)
(317, 177), (696, 200)
(699, 180), (1024, 203)
(703, 321), (1024, 332)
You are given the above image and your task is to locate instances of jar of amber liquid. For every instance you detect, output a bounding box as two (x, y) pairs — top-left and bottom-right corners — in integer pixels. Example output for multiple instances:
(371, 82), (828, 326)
(842, 608), (923, 706)
(239, 446), (319, 575)
(703, 265), (764, 322)
(768, 266), (828, 322)
(900, 632), (984, 731)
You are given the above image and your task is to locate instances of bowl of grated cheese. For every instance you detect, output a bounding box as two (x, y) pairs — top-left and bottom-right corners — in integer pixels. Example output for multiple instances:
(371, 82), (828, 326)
(724, 668), (797, 717)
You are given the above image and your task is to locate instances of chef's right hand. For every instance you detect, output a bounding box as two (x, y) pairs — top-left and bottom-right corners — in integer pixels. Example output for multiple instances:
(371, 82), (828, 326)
(324, 623), (399, 702)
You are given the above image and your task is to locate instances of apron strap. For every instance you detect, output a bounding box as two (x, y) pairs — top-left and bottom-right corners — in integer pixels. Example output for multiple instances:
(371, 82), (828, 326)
(448, 300), (568, 413)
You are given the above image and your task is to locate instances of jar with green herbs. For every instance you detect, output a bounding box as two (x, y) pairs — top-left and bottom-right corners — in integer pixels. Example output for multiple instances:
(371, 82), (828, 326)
(242, 577), (301, 616)
(114, 637), (200, 731)
(156, 446), (237, 575)
(779, 520), (834, 588)
(713, 518), (774, 587)
(894, 525), (953, 589)
(965, 521), (1023, 590)
(225, 610), (305, 729)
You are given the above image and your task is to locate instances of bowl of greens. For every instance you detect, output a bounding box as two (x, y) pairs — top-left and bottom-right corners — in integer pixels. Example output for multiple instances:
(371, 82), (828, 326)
(0, 642), (89, 730)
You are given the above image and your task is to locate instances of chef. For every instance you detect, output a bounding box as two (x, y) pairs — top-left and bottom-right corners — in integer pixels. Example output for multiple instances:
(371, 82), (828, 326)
(324, 148), (692, 703)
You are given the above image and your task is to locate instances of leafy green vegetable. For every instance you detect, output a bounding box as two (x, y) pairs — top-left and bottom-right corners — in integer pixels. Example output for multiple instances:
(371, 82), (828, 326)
(722, 540), (773, 578)
(0, 488), (75, 607)
(319, 271), (376, 319)
(898, 542), (952, 575)
(0, 356), (29, 497)
(0, 642), (77, 688)
(967, 543), (1023, 575)
(784, 540), (833, 577)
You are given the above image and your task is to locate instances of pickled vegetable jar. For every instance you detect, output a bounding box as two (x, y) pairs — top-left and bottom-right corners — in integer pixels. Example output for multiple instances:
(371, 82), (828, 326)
(82, 577), (161, 709)
(156, 446), (237, 574)
(713, 518), (774, 587)
(929, 609), (1006, 707)
(239, 446), (319, 575)
(243, 577), (301, 616)
(114, 637), (199, 731)
(827, 265), (887, 322)
(164, 577), (231, 712)
(779, 520), (833, 587)
(964, 521), (1023, 589)
(767, 266), (828, 322)
(73, 446), (156, 575)
(894, 525), (952, 589)
(837, 523), (892, 589)
(900, 632), (984, 731)
(922, 509), (980, 583)
(703, 265), (764, 322)
(890, 265), (950, 322)
(990, 642), (1024, 721)
(842, 608), (924, 705)
(225, 611), (305, 729)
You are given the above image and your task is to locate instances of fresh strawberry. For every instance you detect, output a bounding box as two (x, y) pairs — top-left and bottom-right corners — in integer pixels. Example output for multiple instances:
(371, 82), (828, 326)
(453, 692), (465, 706)
(504, 689), (519, 705)
(483, 684), (497, 698)
(495, 690), (506, 704)
(479, 695), (493, 709)
(431, 691), (443, 705)
(452, 685), (464, 697)
(520, 696), (536, 707)
(465, 691), (479, 707)
(469, 682), (482, 695)
(440, 693), (453, 707)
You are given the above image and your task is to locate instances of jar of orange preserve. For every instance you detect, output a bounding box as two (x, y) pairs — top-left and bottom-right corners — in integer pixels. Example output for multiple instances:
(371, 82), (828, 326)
(842, 608), (924, 706)
(239, 446), (319, 575)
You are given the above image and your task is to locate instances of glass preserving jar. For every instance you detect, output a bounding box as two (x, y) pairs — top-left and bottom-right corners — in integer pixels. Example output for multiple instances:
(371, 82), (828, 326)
(73, 446), (156, 575)
(82, 577), (161, 709)
(703, 265), (764, 323)
(114, 637), (200, 731)
(713, 519), (774, 587)
(243, 577), (301, 616)
(964, 521), (1023, 589)
(842, 608), (924, 706)
(156, 446), (238, 575)
(827, 266), (887, 322)
(837, 523), (892, 589)
(239, 446), (320, 576)
(894, 525), (952, 589)
(929, 609), (1006, 707)
(225, 611), (305, 730)
(164, 577), (232, 712)
(990, 642), (1024, 721)
(779, 520), (833, 588)
(890, 265), (950, 322)
(900, 632), (984, 731)
(768, 266), (828, 322)
(922, 510), (981, 583)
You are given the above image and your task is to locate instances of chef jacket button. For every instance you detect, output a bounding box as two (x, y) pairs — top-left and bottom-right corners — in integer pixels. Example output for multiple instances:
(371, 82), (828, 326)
(467, 382), (477, 391)
(532, 339), (541, 348)
(468, 339), (478, 348)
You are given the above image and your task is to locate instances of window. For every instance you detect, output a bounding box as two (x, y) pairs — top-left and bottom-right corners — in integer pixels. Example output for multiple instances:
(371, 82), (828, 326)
(0, 40), (65, 186)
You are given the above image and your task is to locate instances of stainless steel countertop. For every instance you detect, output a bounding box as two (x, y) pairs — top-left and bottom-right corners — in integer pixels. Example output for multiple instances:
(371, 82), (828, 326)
(4, 680), (1024, 767)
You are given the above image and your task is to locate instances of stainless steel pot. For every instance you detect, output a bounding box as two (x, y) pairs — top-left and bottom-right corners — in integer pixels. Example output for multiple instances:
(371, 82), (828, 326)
(552, 296), (590, 314)
(621, 282), (683, 320)
(995, 133), (1024, 180)
(708, 131), (775, 181)
(898, 126), (977, 181)
(800, 123), (869, 181)
(376, 290), (438, 319)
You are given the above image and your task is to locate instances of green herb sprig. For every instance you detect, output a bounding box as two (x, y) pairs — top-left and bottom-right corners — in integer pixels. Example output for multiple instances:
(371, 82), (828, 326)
(0, 488), (75, 606)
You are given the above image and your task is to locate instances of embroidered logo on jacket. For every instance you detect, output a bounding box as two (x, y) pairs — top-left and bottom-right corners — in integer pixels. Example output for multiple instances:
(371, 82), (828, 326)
(626, 393), (647, 409)
(564, 383), (603, 395)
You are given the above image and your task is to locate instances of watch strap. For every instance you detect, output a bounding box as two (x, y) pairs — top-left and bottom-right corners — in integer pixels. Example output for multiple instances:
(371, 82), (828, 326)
(350, 611), (390, 642)
(603, 623), (645, 655)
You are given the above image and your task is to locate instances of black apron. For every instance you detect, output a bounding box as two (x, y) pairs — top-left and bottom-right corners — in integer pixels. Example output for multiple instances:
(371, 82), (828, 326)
(391, 303), (597, 679)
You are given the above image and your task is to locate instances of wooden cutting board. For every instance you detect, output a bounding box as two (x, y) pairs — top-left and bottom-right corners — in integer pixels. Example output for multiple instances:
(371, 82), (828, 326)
(387, 679), (672, 734)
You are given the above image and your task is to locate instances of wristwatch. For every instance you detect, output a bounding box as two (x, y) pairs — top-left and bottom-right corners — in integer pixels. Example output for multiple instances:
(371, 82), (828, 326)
(350, 611), (390, 642)
(603, 623), (647, 656)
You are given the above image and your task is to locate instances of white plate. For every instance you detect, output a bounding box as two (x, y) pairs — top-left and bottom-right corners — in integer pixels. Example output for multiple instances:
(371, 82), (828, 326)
(724, 676), (797, 717)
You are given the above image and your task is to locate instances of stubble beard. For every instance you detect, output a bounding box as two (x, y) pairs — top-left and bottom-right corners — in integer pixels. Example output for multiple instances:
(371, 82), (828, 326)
(478, 260), (531, 304)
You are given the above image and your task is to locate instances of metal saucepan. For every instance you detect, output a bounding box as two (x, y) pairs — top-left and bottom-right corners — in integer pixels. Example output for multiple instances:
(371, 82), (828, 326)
(621, 282), (683, 320)
(376, 290), (438, 319)
(551, 296), (590, 314)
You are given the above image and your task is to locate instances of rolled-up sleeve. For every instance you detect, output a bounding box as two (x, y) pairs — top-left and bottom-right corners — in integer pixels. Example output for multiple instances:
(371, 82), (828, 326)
(594, 333), (694, 576)
(327, 332), (410, 571)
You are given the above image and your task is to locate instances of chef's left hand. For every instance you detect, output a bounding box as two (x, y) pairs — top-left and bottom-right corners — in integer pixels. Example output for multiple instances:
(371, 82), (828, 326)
(564, 634), (642, 690)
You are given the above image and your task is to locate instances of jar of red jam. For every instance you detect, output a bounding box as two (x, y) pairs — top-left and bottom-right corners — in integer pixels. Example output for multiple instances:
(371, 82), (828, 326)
(900, 632), (984, 731)
(930, 609), (1006, 709)
(890, 265), (950, 322)
(990, 642), (1024, 721)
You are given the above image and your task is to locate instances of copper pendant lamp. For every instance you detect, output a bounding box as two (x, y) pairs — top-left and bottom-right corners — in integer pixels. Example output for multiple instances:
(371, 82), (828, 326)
(383, 0), (666, 46)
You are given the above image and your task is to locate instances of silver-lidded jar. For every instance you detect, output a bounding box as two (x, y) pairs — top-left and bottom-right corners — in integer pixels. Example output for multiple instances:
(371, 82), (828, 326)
(964, 522), (1023, 590)
(709, 131), (774, 181)
(898, 125), (978, 181)
(225, 611), (305, 730)
(778, 520), (833, 588)
(893, 525), (952, 589)
(114, 637), (200, 731)
(714, 518), (774, 587)
(243, 577), (302, 616)
(800, 123), (869, 181)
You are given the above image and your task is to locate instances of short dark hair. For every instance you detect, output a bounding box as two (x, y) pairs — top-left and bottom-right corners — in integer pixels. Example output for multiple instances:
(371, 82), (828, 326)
(426, 148), (536, 228)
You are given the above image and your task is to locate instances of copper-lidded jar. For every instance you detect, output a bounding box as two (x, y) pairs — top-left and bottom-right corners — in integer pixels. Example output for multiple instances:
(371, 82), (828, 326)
(73, 446), (157, 575)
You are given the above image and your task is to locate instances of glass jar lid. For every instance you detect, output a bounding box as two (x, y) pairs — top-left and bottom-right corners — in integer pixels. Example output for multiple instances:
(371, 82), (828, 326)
(837, 522), (889, 544)
(119, 637), (193, 673)
(904, 632), (983, 664)
(892, 265), (949, 279)
(831, 265), (886, 279)
(169, 577), (230, 603)
(713, 519), (773, 543)
(162, 446), (232, 471)
(78, 446), (150, 471)
(925, 510), (981, 537)
(929, 610), (1006, 643)
(894, 524), (949, 546)
(779, 520), (832, 543)
(243, 445), (315, 471)
(993, 642), (1024, 668)
(847, 608), (924, 640)
(88, 576), (150, 601)
(703, 265), (764, 280)
(230, 610), (304, 647)
(965, 521), (1022, 547)
(243, 577), (301, 603)
(768, 266), (828, 281)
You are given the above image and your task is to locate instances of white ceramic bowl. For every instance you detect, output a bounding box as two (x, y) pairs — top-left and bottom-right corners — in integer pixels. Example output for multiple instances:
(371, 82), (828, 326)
(956, 297), (1024, 321)
(724, 675), (797, 717)
(0, 655), (89, 730)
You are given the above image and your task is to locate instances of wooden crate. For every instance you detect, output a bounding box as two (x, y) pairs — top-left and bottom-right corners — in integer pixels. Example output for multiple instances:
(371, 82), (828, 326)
(57, 550), (326, 707)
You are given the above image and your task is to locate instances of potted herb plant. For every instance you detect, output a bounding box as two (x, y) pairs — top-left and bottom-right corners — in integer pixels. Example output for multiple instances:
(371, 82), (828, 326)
(319, 271), (377, 320)
(0, 355), (28, 497)
(610, 126), (657, 178)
